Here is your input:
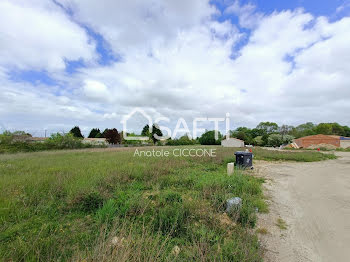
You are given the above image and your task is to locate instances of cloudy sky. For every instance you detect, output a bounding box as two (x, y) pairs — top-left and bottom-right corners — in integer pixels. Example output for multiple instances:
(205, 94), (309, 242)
(1, 0), (350, 136)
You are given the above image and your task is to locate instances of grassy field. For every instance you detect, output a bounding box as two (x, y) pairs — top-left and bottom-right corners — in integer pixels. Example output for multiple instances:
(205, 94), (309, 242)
(0, 147), (335, 261)
(285, 146), (350, 152)
(253, 147), (336, 161)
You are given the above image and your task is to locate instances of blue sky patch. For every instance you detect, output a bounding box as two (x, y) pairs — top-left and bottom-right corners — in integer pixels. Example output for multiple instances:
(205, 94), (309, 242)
(8, 70), (59, 86)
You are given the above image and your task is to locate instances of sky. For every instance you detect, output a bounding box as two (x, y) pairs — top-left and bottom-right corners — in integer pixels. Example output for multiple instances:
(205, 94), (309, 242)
(1, 0), (350, 137)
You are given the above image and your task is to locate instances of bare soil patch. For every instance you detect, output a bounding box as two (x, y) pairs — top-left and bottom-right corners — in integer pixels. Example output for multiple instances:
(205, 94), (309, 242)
(255, 152), (350, 262)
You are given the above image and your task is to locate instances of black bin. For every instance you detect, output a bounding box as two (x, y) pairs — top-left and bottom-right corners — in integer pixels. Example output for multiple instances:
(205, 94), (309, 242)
(234, 151), (253, 169)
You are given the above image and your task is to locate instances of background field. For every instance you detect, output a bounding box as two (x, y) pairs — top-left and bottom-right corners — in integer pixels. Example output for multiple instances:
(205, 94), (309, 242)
(0, 147), (335, 261)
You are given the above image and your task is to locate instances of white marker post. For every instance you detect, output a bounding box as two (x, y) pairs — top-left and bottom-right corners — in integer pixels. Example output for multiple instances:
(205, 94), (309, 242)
(227, 163), (234, 176)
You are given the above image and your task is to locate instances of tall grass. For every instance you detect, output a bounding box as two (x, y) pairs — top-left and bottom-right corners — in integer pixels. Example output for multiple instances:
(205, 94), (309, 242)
(0, 147), (266, 261)
(0, 146), (333, 261)
(251, 147), (336, 162)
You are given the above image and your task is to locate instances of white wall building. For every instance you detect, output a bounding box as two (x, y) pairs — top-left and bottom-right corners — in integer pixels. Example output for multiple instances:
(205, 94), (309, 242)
(221, 138), (245, 147)
(83, 138), (108, 146)
(340, 137), (350, 148)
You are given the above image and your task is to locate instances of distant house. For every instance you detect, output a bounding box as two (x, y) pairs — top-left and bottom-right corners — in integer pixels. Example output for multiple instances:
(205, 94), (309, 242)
(28, 137), (48, 143)
(83, 138), (108, 146)
(221, 137), (245, 147)
(294, 134), (350, 148)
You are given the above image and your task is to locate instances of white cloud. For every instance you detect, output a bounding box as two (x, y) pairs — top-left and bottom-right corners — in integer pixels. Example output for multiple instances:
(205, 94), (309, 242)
(58, 0), (217, 55)
(225, 0), (264, 28)
(0, 0), (95, 72)
(1, 0), (350, 134)
(82, 80), (111, 102)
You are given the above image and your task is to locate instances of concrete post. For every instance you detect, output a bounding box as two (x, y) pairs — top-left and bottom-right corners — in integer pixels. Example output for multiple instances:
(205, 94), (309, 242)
(227, 162), (234, 176)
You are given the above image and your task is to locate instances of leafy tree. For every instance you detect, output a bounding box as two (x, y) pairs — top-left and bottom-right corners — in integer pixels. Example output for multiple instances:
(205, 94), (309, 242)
(141, 125), (150, 137)
(314, 123), (333, 135)
(95, 132), (103, 138)
(69, 126), (84, 138)
(343, 126), (350, 137)
(101, 128), (108, 138)
(235, 130), (247, 141)
(253, 136), (264, 146)
(88, 128), (102, 138)
(151, 124), (163, 144)
(141, 124), (163, 144)
(268, 134), (283, 147)
(279, 125), (294, 137)
(262, 134), (269, 146)
(330, 123), (345, 136)
(282, 135), (294, 144)
(290, 122), (315, 138)
(250, 128), (266, 138)
(199, 130), (222, 145)
(104, 128), (121, 144)
(312, 123), (346, 136)
(231, 127), (254, 144)
(256, 122), (279, 134)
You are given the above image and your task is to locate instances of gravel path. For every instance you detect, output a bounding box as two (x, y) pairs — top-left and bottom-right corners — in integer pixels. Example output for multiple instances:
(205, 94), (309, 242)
(255, 152), (350, 262)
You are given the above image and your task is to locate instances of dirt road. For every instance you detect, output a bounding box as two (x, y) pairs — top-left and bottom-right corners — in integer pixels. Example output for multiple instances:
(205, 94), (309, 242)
(256, 152), (350, 262)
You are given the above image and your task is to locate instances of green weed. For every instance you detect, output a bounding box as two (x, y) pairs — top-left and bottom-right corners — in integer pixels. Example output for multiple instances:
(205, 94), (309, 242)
(276, 218), (288, 230)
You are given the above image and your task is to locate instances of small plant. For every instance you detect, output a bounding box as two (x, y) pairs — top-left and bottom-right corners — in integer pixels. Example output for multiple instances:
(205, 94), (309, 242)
(96, 199), (117, 224)
(256, 228), (268, 234)
(239, 201), (257, 227)
(276, 218), (287, 230)
(161, 191), (182, 204)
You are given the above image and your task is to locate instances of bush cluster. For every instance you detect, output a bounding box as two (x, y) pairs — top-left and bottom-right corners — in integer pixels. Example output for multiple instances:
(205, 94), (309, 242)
(166, 135), (199, 146)
(0, 131), (102, 153)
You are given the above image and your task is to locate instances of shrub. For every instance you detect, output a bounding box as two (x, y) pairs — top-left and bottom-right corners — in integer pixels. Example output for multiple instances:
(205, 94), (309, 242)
(0, 131), (15, 144)
(45, 133), (86, 149)
(166, 135), (198, 146)
(0, 132), (103, 153)
(199, 130), (222, 145)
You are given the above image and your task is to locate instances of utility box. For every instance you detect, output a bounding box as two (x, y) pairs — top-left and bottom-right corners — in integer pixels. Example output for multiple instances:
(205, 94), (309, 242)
(234, 151), (253, 169)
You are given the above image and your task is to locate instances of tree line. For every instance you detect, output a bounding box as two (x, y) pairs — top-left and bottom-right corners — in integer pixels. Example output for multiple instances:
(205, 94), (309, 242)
(69, 122), (350, 147)
(230, 122), (350, 147)
(70, 126), (122, 144)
